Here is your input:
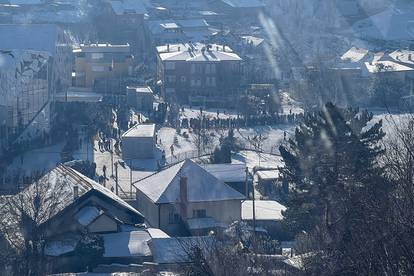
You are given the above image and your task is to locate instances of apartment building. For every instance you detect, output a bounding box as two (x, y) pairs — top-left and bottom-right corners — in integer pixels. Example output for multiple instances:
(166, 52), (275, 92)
(73, 43), (134, 88)
(156, 42), (242, 107)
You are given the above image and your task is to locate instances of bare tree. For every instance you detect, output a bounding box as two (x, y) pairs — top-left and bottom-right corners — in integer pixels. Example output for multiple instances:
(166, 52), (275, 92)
(0, 174), (73, 276)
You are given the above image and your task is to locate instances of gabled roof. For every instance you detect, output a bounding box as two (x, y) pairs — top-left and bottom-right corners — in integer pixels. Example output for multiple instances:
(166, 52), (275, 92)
(134, 159), (245, 204)
(25, 165), (143, 224)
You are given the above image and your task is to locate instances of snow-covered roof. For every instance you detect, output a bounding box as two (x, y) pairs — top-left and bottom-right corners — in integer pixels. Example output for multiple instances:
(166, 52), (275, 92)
(389, 49), (414, 66)
(221, 0), (265, 8)
(202, 163), (246, 183)
(256, 169), (280, 180)
(74, 43), (130, 53)
(242, 200), (286, 221)
(147, 20), (181, 35)
(134, 159), (246, 204)
(75, 206), (102, 226)
(44, 236), (79, 257)
(147, 227), (170, 238)
(122, 123), (156, 138)
(0, 24), (60, 55)
(341, 47), (369, 63)
(127, 86), (153, 94)
(157, 43), (241, 62)
(22, 165), (143, 225)
(103, 230), (152, 257)
(364, 60), (414, 73)
(241, 35), (265, 47)
(109, 0), (147, 16)
(55, 88), (103, 103)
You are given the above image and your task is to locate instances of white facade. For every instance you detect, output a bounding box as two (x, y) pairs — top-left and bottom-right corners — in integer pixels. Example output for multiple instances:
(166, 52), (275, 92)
(121, 124), (156, 160)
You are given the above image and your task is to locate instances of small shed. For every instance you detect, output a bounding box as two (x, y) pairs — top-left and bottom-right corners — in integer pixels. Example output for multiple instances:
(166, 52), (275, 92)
(122, 124), (156, 160)
(127, 86), (154, 112)
(256, 169), (282, 196)
(242, 200), (286, 237)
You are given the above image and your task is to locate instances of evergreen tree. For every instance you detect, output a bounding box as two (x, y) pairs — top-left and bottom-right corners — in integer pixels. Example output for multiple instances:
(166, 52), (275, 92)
(279, 102), (385, 240)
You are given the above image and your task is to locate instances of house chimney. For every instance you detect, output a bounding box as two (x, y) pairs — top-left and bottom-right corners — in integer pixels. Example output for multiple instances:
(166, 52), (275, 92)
(223, 45), (225, 52)
(73, 186), (79, 200)
(179, 176), (188, 220)
(178, 46), (181, 51)
(167, 44), (170, 52)
(216, 46), (219, 51)
(409, 54), (412, 61)
(180, 176), (188, 203)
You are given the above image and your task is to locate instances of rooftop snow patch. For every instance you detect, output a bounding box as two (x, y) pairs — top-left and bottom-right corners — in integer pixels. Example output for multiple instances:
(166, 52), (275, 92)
(242, 200), (286, 221)
(157, 42), (241, 62)
(122, 123), (155, 138)
(103, 230), (152, 257)
(341, 47), (369, 63)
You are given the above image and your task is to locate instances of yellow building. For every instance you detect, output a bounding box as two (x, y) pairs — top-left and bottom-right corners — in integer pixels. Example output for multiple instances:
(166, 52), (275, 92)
(73, 43), (134, 88)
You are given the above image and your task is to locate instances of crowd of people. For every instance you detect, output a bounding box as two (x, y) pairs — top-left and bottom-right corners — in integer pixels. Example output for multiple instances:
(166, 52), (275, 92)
(181, 112), (303, 130)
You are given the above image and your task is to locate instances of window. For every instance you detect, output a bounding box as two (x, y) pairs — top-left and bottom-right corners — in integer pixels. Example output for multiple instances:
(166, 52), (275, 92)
(211, 63), (216, 73)
(168, 210), (180, 224)
(191, 63), (196, 74)
(167, 75), (176, 83)
(192, 209), (206, 218)
(206, 63), (216, 74)
(92, 66), (105, 72)
(165, 62), (175, 70)
(91, 53), (104, 59)
(211, 77), (216, 87)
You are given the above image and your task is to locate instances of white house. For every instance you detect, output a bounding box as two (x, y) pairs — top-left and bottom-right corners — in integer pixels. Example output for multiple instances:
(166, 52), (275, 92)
(134, 159), (246, 236)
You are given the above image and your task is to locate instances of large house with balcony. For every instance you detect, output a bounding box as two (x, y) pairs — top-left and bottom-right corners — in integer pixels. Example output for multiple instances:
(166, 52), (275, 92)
(156, 42), (242, 107)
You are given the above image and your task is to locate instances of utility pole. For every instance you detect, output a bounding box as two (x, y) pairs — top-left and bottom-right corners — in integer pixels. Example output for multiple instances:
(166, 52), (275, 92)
(130, 160), (133, 196)
(111, 139), (114, 178)
(115, 162), (119, 196)
(245, 167), (249, 197)
(252, 176), (256, 237)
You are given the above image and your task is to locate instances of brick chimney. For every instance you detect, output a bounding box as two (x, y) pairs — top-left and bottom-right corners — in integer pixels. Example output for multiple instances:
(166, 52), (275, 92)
(73, 185), (79, 200)
(180, 176), (188, 203)
(179, 176), (188, 219)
